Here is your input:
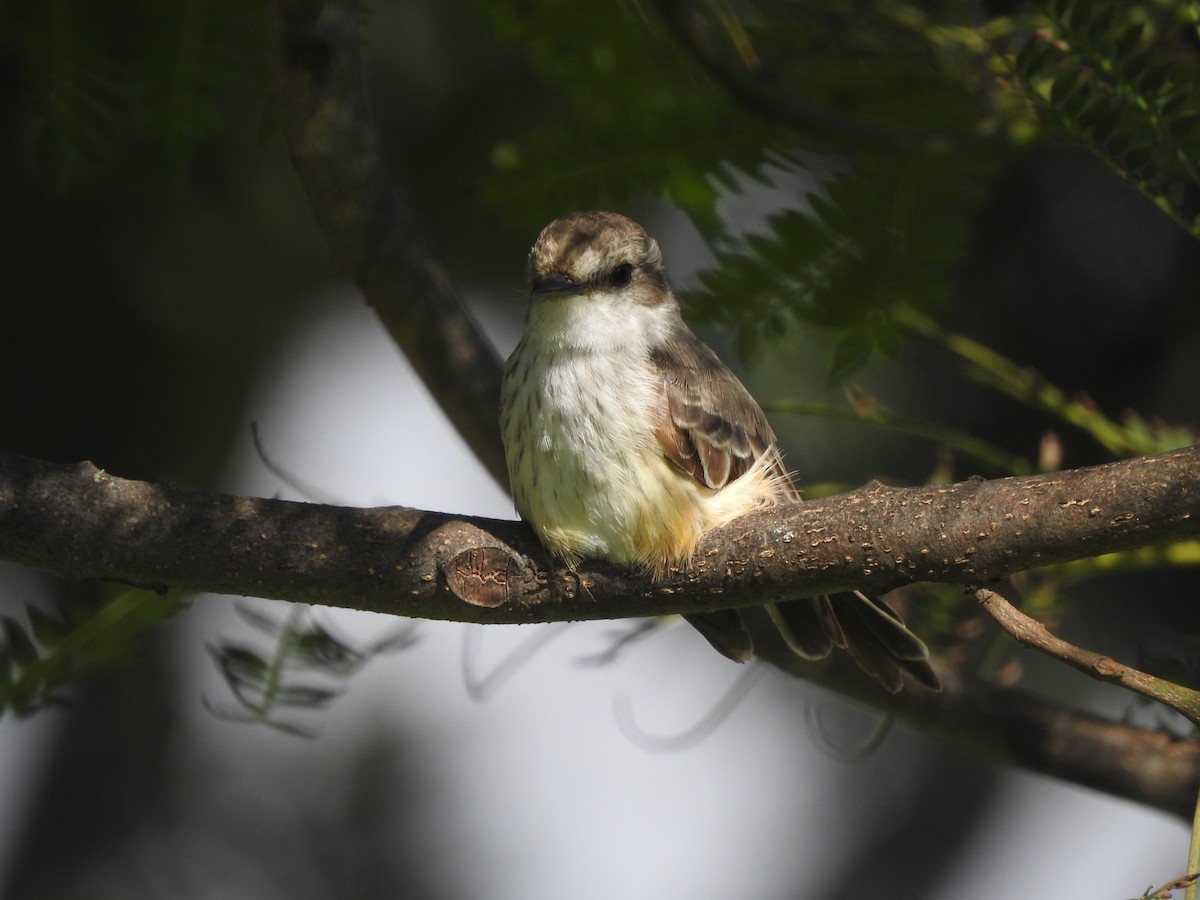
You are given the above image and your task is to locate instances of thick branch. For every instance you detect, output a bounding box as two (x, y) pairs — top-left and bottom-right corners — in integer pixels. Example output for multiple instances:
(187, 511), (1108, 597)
(0, 446), (1195, 623)
(273, 0), (508, 486)
(2, 447), (1200, 815)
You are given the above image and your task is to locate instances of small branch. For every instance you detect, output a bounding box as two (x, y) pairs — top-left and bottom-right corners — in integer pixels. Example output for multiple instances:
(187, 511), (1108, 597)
(272, 0), (508, 486)
(975, 581), (1200, 890)
(1144, 873), (1199, 900)
(653, 0), (992, 153)
(763, 395), (1032, 475)
(974, 586), (1200, 725)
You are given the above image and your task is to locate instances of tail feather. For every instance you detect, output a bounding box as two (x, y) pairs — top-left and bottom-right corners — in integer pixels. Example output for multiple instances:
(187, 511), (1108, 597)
(785, 591), (939, 692)
(837, 591), (933, 661)
(765, 597), (837, 659)
(685, 592), (939, 692)
(832, 595), (939, 691)
(682, 610), (754, 662)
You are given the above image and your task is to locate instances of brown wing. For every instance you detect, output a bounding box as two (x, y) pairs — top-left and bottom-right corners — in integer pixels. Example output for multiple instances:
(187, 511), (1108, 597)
(651, 327), (939, 690)
(650, 326), (797, 663)
(650, 328), (797, 498)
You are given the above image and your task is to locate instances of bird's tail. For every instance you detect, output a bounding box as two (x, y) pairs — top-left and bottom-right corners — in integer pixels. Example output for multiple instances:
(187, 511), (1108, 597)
(685, 592), (939, 692)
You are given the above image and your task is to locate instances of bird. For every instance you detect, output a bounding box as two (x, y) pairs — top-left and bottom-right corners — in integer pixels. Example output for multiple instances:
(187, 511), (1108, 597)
(499, 211), (938, 692)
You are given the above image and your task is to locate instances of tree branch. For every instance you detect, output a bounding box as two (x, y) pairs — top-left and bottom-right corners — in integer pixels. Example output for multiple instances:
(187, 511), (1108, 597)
(974, 585), (1200, 724)
(0, 446), (1195, 622)
(2, 446), (1199, 814)
(273, 0), (508, 486)
(788, 650), (1200, 821)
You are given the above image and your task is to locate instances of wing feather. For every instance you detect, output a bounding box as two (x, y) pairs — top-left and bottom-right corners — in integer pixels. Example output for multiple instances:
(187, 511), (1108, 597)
(650, 330), (796, 497)
(646, 320), (938, 690)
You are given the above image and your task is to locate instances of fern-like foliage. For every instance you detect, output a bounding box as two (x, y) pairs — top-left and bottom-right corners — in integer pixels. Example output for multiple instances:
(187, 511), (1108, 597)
(479, 0), (1199, 373)
(1002, 0), (1200, 237)
(684, 153), (991, 376)
(0, 588), (182, 718)
(475, 0), (1003, 234)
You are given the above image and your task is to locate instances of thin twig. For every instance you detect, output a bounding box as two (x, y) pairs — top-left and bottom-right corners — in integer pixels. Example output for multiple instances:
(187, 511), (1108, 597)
(1141, 872), (1198, 899)
(973, 585), (1200, 724)
(762, 395), (1031, 474)
(897, 307), (1196, 456)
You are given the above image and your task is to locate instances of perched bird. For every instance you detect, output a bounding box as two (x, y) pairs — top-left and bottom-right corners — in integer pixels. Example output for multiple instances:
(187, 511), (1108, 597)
(500, 211), (938, 691)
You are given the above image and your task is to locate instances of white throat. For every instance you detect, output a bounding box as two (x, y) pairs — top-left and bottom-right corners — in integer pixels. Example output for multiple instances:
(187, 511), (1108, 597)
(524, 289), (678, 357)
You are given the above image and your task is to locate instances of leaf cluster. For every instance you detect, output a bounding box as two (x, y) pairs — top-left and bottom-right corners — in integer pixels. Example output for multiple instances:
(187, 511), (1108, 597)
(0, 588), (181, 718)
(475, 0), (999, 233)
(722, 0), (999, 135)
(683, 154), (987, 375)
(479, 0), (1199, 373)
(475, 0), (789, 233)
(1003, 0), (1200, 237)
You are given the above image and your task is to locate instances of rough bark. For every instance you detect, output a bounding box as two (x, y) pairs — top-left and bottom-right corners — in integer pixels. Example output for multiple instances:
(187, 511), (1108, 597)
(0, 446), (1194, 624)
(2, 447), (1199, 815)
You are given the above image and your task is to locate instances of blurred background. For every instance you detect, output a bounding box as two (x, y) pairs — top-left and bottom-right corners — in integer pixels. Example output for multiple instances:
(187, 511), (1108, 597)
(1, 1), (1198, 898)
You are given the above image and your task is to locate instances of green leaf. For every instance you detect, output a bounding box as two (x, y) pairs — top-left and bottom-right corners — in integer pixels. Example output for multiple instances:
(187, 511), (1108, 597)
(212, 645), (269, 683)
(1133, 59), (1175, 93)
(1167, 114), (1200, 143)
(1122, 144), (1155, 178)
(1086, 3), (1117, 40)
(1073, 93), (1112, 131)
(1013, 37), (1054, 78)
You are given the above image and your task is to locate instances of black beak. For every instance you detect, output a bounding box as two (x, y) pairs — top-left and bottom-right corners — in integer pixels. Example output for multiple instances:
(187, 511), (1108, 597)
(531, 272), (579, 297)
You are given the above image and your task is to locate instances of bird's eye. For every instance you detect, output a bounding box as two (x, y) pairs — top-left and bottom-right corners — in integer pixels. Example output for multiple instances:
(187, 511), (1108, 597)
(610, 263), (634, 286)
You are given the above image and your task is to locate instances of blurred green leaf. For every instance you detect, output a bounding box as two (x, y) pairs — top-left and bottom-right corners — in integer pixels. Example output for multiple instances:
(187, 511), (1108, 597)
(0, 589), (182, 719)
